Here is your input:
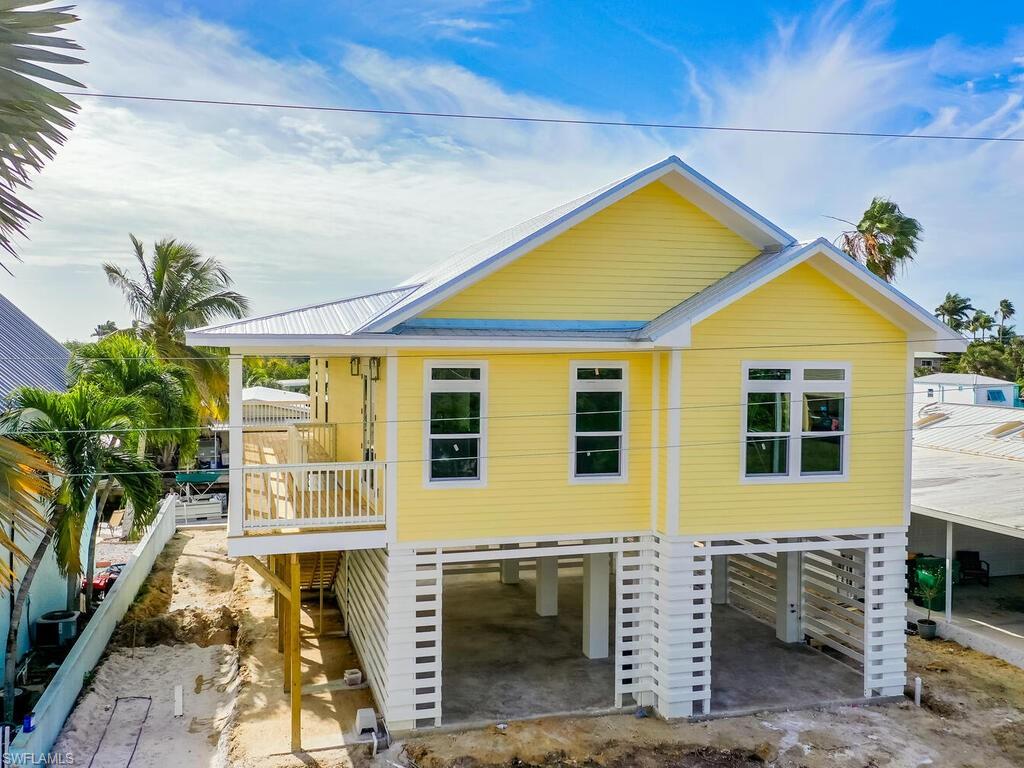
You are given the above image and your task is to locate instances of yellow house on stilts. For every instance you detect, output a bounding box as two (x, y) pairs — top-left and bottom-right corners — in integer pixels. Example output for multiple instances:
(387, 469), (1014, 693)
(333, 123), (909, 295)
(187, 156), (963, 748)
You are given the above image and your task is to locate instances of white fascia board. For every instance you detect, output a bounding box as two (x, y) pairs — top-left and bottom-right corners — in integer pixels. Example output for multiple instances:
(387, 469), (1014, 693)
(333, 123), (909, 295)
(361, 156), (795, 334)
(647, 238), (967, 352)
(190, 331), (655, 354)
(227, 529), (388, 557)
(911, 505), (1024, 541)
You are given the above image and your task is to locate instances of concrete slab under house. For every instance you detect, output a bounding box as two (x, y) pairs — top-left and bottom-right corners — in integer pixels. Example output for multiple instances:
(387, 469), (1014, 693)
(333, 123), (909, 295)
(184, 156), (964, 748)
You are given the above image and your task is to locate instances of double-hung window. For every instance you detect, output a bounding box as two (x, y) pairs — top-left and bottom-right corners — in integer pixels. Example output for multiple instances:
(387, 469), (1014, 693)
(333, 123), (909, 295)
(425, 362), (486, 485)
(571, 362), (628, 481)
(742, 363), (850, 481)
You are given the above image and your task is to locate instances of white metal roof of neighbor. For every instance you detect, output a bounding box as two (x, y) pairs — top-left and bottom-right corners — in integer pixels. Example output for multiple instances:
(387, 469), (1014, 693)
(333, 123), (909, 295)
(913, 351), (946, 359)
(241, 386), (309, 403)
(0, 292), (68, 399)
(915, 372), (1013, 386)
(912, 447), (1024, 538)
(913, 402), (1024, 461)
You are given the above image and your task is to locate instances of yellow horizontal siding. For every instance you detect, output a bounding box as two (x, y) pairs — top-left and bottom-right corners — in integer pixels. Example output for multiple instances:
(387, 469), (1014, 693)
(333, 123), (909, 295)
(395, 350), (652, 542)
(421, 181), (759, 321)
(678, 263), (907, 535)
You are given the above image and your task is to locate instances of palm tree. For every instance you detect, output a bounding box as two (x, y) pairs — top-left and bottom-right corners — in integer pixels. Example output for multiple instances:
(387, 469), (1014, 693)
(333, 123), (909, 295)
(91, 320), (118, 338)
(2, 385), (162, 721)
(69, 335), (198, 603)
(935, 293), (974, 332)
(833, 198), (923, 282)
(0, 428), (54, 591)
(0, 2), (83, 268)
(103, 235), (250, 412)
(975, 311), (995, 341)
(996, 299), (1015, 341)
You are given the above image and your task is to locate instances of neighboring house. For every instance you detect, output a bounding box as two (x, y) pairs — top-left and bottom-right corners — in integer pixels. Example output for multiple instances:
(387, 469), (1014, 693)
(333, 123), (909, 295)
(0, 293), (91, 674)
(187, 156), (961, 737)
(914, 372), (1016, 407)
(910, 401), (1024, 664)
(913, 351), (946, 371)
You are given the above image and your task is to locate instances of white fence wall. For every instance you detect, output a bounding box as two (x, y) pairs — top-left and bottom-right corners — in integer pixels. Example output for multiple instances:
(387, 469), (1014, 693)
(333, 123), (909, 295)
(726, 554), (777, 625)
(345, 549), (390, 721)
(9, 494), (178, 761)
(802, 549), (866, 668)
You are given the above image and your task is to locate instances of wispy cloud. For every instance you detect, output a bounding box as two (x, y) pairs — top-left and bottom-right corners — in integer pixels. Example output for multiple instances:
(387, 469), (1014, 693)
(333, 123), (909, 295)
(4, 1), (1023, 340)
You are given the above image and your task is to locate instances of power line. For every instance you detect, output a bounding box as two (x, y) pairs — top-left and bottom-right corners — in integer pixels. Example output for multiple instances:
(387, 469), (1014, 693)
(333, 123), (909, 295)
(0, 382), (997, 436)
(0, 332), (974, 362)
(42, 416), (1023, 479)
(58, 91), (1024, 144)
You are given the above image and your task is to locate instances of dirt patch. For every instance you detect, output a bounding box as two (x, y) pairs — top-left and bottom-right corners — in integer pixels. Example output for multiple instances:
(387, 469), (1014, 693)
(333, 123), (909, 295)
(394, 635), (1024, 768)
(109, 530), (241, 649)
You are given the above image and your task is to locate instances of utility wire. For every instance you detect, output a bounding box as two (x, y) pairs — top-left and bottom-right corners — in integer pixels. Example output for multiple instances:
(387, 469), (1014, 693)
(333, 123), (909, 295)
(0, 332), (973, 362)
(59, 91), (1024, 144)
(41, 416), (1023, 479)
(0, 383), (992, 436)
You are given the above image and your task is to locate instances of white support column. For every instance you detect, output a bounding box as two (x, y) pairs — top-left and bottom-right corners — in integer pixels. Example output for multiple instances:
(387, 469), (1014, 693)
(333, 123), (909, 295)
(535, 557), (558, 616)
(944, 521), (953, 623)
(775, 551), (803, 643)
(582, 552), (610, 659)
(227, 354), (244, 538)
(499, 543), (520, 585)
(710, 555), (729, 605)
(652, 538), (712, 718)
(863, 531), (908, 698)
(386, 547), (443, 730)
(615, 537), (656, 707)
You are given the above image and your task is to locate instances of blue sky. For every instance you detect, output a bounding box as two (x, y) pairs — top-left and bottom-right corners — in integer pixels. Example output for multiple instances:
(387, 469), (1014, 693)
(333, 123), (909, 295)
(3, 0), (1024, 339)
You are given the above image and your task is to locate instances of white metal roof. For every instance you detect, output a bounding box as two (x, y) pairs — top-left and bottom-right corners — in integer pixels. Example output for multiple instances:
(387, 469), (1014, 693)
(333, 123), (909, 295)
(913, 402), (1024, 461)
(0, 292), (68, 399)
(912, 447), (1024, 538)
(242, 386), (309, 403)
(915, 372), (1012, 386)
(913, 351), (946, 359)
(195, 287), (416, 337)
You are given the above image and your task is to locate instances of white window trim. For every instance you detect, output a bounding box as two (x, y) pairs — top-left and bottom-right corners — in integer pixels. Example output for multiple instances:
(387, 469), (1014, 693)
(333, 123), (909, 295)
(569, 360), (629, 485)
(740, 361), (851, 485)
(423, 359), (488, 488)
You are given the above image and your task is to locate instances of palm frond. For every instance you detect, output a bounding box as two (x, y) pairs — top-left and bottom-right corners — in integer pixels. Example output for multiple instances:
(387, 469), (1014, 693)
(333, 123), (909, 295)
(0, 1), (83, 264)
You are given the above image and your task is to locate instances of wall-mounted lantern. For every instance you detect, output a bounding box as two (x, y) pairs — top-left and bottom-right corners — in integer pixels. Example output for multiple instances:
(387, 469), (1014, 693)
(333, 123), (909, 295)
(350, 356), (360, 376)
(369, 357), (381, 381)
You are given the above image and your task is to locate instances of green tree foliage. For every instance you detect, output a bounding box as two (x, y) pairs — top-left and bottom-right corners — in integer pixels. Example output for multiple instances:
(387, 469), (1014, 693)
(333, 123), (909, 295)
(836, 198), (923, 282)
(243, 357), (310, 389)
(2, 385), (161, 720)
(103, 235), (250, 416)
(0, 2), (83, 266)
(0, 427), (53, 590)
(956, 342), (1016, 381)
(934, 293), (974, 332)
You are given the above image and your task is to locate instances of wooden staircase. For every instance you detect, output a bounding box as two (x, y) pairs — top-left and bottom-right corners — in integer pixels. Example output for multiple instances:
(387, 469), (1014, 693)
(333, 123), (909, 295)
(299, 551), (342, 591)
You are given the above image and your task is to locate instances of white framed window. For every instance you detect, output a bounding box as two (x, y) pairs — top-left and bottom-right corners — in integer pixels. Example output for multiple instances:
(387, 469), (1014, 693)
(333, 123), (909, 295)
(570, 361), (628, 483)
(423, 361), (487, 487)
(741, 362), (850, 483)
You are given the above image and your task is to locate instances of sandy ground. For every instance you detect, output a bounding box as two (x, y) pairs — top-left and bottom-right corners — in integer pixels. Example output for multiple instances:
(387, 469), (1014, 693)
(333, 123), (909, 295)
(52, 644), (238, 767)
(54, 529), (242, 767)
(390, 637), (1024, 768)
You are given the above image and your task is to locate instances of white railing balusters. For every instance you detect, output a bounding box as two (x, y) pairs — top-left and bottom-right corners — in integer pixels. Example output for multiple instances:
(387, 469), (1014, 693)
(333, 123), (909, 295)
(241, 461), (386, 531)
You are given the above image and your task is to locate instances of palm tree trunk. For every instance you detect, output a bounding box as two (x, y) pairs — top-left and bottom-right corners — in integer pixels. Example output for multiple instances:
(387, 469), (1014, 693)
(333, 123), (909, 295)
(4, 525), (55, 723)
(84, 478), (115, 611)
(120, 433), (146, 541)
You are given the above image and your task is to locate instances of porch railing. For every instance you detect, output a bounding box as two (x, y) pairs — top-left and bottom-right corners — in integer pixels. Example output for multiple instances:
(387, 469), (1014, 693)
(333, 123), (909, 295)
(242, 460), (385, 530)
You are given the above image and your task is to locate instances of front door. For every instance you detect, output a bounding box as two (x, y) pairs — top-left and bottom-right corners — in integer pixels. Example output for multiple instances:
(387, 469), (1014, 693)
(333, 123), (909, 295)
(361, 365), (377, 487)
